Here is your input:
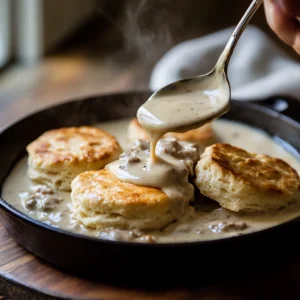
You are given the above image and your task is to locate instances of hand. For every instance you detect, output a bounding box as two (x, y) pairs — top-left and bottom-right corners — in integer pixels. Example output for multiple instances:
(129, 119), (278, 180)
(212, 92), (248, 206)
(264, 0), (300, 54)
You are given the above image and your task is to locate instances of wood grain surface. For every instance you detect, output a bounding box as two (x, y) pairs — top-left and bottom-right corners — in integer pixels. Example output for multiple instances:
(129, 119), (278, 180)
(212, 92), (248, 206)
(1, 221), (300, 300)
(0, 53), (147, 131)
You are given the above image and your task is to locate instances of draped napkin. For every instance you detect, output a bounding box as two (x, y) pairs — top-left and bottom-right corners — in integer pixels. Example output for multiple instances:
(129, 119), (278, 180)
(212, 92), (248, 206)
(149, 26), (300, 101)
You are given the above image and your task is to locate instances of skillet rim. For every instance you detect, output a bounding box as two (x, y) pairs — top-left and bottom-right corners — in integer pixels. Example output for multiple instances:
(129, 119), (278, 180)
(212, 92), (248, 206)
(0, 90), (300, 248)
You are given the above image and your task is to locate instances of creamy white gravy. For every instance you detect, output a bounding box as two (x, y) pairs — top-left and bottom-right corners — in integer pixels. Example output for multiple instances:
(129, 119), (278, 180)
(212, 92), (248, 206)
(2, 119), (300, 243)
(107, 139), (198, 219)
(106, 85), (229, 220)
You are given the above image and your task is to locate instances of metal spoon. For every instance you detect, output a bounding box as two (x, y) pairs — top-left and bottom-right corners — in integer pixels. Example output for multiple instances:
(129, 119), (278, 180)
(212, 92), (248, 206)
(137, 0), (263, 140)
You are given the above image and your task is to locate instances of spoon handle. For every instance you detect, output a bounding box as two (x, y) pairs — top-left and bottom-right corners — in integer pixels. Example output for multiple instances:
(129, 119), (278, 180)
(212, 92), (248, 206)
(215, 0), (263, 72)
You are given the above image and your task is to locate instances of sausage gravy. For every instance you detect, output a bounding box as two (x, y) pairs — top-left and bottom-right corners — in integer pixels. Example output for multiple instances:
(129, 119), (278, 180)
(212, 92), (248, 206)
(2, 119), (300, 243)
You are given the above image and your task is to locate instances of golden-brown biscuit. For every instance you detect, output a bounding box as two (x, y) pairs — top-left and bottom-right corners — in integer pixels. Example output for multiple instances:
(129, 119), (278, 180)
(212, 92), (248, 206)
(27, 126), (122, 191)
(195, 143), (300, 212)
(127, 118), (216, 149)
(71, 169), (175, 230)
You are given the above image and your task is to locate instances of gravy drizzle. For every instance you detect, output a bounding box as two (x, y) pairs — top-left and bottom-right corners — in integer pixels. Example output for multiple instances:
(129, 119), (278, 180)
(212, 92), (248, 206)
(107, 88), (229, 219)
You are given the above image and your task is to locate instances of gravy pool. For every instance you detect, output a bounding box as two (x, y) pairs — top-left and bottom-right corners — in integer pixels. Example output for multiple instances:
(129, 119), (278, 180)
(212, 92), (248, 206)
(2, 119), (300, 243)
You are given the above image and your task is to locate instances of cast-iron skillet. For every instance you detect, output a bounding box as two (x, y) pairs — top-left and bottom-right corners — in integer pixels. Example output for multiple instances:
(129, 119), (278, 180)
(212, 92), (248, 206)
(0, 91), (300, 276)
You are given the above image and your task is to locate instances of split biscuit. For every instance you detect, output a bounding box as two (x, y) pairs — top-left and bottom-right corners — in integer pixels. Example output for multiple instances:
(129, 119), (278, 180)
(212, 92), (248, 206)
(127, 117), (216, 149)
(71, 169), (175, 230)
(27, 126), (122, 191)
(195, 143), (300, 212)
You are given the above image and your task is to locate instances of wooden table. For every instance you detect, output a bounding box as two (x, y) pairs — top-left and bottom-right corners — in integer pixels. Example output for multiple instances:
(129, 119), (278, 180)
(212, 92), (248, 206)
(0, 51), (147, 130)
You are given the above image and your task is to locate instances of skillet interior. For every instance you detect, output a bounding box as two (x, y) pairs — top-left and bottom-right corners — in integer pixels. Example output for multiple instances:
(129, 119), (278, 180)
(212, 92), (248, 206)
(0, 91), (300, 275)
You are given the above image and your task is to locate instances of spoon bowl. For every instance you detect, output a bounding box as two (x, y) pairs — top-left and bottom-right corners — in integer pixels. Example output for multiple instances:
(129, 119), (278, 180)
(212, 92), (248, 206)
(137, 0), (263, 138)
(138, 68), (230, 134)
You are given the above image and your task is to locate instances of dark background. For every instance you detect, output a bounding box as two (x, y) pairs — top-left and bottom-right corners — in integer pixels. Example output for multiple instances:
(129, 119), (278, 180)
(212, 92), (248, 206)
(72, 0), (299, 64)
(0, 0), (299, 128)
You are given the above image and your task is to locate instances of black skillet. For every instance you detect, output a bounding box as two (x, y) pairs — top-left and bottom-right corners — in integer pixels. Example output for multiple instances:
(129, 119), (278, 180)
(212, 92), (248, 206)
(0, 91), (300, 277)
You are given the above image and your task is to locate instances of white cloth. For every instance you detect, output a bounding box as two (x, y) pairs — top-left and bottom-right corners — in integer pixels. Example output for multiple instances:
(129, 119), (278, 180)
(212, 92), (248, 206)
(149, 26), (300, 101)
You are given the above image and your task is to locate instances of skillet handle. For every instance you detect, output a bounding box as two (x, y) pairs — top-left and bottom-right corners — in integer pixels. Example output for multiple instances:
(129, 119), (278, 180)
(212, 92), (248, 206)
(251, 95), (300, 122)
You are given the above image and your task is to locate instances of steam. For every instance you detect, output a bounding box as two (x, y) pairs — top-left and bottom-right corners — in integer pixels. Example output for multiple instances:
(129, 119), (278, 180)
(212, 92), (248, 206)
(121, 0), (174, 66)
(95, 0), (184, 87)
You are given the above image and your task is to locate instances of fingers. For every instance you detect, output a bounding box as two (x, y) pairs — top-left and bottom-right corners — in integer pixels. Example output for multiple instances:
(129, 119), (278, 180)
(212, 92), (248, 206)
(264, 0), (300, 54)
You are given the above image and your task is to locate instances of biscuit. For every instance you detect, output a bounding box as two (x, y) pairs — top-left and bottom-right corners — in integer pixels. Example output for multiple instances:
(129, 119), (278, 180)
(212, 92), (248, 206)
(195, 143), (300, 212)
(127, 118), (216, 149)
(71, 169), (175, 230)
(27, 126), (122, 191)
